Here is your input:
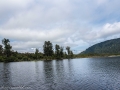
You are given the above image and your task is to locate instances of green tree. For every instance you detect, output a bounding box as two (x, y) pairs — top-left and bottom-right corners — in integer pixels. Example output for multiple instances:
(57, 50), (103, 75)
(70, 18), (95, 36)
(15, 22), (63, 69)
(55, 44), (60, 58)
(43, 41), (53, 57)
(66, 46), (70, 55)
(0, 45), (3, 55)
(0, 45), (3, 61)
(55, 45), (64, 59)
(70, 50), (74, 58)
(2, 38), (12, 57)
(35, 48), (39, 59)
(66, 46), (74, 59)
(60, 47), (64, 58)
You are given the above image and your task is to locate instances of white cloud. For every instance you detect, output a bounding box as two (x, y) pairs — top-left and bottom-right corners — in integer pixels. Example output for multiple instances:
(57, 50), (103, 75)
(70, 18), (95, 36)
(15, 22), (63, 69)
(0, 28), (73, 41)
(92, 22), (120, 40)
(80, 22), (120, 43)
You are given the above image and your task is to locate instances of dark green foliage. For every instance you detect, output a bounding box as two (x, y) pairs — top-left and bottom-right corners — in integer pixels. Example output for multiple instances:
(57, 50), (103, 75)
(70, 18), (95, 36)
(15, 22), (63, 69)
(55, 44), (64, 59)
(66, 46), (70, 55)
(43, 41), (53, 56)
(70, 51), (74, 58)
(35, 48), (39, 59)
(7, 55), (19, 62)
(22, 56), (29, 61)
(64, 52), (67, 58)
(2, 38), (12, 57)
(17, 54), (23, 60)
(80, 38), (120, 55)
(0, 56), (4, 62)
(66, 46), (73, 58)
(0, 45), (3, 55)
(55, 44), (60, 59)
(60, 47), (64, 58)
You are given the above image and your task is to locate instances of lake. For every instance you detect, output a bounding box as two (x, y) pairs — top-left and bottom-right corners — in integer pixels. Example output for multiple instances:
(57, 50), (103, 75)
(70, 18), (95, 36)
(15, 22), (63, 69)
(0, 57), (120, 90)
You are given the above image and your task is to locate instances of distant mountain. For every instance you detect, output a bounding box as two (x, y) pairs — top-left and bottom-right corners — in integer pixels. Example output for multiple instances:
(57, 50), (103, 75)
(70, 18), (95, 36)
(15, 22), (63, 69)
(81, 38), (120, 55)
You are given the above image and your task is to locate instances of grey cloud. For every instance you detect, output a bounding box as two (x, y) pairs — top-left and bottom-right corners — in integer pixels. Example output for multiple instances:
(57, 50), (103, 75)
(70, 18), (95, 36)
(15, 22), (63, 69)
(1, 0), (73, 29)
(0, 0), (120, 53)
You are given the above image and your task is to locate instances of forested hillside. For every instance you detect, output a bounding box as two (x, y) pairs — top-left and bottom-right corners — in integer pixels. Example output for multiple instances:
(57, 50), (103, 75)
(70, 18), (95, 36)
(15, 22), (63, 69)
(81, 38), (120, 55)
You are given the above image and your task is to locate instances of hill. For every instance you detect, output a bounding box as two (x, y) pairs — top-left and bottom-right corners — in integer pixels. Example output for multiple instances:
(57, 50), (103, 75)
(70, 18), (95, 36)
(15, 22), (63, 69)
(80, 38), (120, 55)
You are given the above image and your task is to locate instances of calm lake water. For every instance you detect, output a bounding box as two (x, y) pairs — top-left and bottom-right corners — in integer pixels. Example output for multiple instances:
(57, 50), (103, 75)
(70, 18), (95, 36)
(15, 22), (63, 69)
(0, 57), (120, 90)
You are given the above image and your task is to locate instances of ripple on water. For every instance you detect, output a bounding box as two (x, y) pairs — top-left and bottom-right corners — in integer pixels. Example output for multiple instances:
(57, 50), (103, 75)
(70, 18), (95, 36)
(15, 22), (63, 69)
(0, 58), (120, 90)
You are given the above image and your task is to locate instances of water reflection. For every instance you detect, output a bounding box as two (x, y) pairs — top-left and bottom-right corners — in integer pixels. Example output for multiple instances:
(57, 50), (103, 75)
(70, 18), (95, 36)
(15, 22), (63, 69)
(55, 60), (65, 80)
(43, 61), (54, 82)
(3, 63), (11, 87)
(0, 58), (120, 90)
(42, 60), (55, 89)
(0, 63), (4, 86)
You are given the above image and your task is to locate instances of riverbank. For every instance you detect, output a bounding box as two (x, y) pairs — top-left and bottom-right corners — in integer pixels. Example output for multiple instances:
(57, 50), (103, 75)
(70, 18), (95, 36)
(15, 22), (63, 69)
(76, 54), (120, 58)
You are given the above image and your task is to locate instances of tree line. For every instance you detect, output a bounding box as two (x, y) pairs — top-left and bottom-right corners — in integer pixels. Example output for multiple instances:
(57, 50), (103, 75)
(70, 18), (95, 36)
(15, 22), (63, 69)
(0, 38), (74, 62)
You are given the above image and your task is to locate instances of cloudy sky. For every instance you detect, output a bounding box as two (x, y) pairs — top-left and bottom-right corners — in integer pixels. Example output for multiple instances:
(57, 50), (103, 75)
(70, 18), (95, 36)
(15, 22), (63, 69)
(0, 0), (120, 53)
